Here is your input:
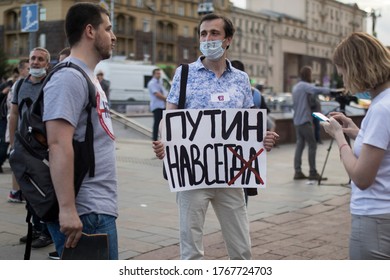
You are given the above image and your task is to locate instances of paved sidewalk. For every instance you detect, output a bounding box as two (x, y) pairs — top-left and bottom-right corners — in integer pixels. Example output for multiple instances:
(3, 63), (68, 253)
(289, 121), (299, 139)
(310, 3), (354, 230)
(0, 138), (351, 260)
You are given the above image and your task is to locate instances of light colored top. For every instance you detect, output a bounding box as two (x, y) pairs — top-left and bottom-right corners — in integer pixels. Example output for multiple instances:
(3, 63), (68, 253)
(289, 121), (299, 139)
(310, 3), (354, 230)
(351, 88), (390, 215)
(167, 57), (253, 109)
(292, 81), (330, 126)
(148, 77), (166, 111)
(43, 57), (118, 217)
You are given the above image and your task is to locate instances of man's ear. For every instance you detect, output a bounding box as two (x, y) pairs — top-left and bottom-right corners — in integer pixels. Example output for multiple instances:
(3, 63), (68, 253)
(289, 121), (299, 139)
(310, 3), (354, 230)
(225, 37), (232, 50)
(85, 24), (95, 39)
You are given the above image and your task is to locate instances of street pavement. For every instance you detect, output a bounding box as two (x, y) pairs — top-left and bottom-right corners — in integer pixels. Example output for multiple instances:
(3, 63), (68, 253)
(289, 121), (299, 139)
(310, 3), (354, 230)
(0, 116), (352, 260)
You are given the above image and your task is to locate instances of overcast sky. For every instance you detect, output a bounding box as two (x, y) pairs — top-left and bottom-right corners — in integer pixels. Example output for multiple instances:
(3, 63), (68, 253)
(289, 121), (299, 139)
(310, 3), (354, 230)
(231, 0), (390, 46)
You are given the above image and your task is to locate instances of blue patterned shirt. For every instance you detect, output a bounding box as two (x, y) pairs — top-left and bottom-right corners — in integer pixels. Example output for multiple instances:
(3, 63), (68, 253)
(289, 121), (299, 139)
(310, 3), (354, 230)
(167, 57), (253, 109)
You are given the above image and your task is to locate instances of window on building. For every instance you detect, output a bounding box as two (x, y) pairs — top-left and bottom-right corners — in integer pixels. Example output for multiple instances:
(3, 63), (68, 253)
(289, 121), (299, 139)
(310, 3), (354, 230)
(39, 33), (46, 48)
(178, 5), (184, 16)
(136, 0), (143, 8)
(40, 7), (46, 21)
(143, 43), (150, 56)
(183, 48), (189, 60)
(183, 26), (189, 37)
(143, 19), (150, 32)
(5, 10), (18, 30)
(117, 15), (125, 33)
(128, 17), (135, 35)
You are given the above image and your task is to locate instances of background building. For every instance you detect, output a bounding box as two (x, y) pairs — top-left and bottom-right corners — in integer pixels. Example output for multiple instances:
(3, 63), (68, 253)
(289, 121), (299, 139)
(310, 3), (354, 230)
(243, 0), (367, 91)
(1, 0), (367, 91)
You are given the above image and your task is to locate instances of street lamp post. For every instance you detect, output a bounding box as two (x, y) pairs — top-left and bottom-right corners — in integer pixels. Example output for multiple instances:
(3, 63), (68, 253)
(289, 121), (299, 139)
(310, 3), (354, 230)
(146, 4), (156, 65)
(370, 8), (381, 38)
(110, 0), (114, 31)
(236, 27), (242, 60)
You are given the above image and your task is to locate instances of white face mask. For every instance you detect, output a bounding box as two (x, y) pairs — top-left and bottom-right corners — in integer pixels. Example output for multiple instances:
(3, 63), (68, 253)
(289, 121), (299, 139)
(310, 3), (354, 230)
(200, 39), (226, 61)
(29, 68), (46, 78)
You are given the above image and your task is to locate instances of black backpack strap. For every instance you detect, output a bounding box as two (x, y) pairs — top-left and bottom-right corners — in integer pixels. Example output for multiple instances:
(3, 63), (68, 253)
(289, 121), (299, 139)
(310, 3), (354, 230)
(14, 78), (27, 115)
(41, 61), (96, 177)
(84, 97), (95, 177)
(14, 78), (25, 99)
(23, 210), (32, 260)
(178, 64), (188, 109)
(63, 62), (96, 177)
(18, 98), (33, 116)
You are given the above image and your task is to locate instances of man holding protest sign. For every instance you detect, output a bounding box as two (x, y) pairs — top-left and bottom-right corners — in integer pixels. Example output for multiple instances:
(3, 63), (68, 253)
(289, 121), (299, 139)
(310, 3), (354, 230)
(153, 13), (278, 260)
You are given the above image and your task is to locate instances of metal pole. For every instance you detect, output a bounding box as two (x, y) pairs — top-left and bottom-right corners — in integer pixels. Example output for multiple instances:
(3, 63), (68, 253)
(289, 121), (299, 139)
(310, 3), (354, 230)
(145, 3), (156, 64)
(110, 0), (114, 30)
(152, 10), (156, 65)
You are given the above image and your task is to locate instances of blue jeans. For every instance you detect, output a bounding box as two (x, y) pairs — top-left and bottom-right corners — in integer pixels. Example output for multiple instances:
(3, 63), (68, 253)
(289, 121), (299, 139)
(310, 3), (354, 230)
(47, 213), (118, 260)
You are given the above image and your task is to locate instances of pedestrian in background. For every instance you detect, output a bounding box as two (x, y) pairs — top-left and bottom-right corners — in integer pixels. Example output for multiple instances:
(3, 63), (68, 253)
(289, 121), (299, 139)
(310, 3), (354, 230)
(322, 32), (390, 260)
(148, 68), (166, 141)
(0, 68), (18, 174)
(292, 65), (330, 181)
(6, 58), (29, 203)
(9, 48), (53, 248)
(96, 70), (111, 102)
(58, 47), (70, 63)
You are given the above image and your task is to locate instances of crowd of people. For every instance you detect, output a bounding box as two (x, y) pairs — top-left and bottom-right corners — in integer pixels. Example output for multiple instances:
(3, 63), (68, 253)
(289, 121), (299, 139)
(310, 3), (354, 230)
(1, 1), (389, 261)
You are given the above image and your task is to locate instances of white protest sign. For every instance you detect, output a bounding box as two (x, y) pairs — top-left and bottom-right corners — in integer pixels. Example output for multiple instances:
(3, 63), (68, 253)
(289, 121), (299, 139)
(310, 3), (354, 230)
(162, 108), (267, 192)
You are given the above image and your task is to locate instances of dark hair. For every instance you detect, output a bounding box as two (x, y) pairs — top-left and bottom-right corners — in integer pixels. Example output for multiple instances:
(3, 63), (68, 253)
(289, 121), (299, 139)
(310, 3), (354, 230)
(18, 58), (29, 70)
(152, 68), (161, 75)
(65, 3), (109, 47)
(255, 84), (264, 91)
(12, 67), (19, 75)
(197, 13), (235, 38)
(300, 66), (312, 83)
(231, 60), (245, 72)
(58, 47), (70, 58)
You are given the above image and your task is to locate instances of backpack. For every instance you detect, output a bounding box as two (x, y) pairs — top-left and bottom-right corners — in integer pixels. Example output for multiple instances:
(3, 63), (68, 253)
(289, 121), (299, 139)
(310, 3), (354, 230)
(9, 61), (96, 223)
(252, 87), (262, 108)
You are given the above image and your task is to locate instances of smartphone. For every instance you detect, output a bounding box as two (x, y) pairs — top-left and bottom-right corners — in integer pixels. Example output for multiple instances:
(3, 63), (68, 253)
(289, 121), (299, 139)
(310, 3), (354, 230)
(312, 112), (330, 122)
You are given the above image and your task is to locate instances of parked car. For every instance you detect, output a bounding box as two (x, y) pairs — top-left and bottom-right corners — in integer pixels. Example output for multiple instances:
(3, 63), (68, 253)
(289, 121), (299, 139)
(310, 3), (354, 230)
(265, 92), (293, 112)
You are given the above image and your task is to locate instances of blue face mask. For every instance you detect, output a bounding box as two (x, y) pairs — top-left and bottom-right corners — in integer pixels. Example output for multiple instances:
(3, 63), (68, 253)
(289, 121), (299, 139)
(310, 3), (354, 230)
(199, 39), (226, 61)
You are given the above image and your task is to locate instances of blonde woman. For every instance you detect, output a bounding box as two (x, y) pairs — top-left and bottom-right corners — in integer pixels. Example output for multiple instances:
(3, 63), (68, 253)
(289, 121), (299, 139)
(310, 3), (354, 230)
(322, 32), (390, 259)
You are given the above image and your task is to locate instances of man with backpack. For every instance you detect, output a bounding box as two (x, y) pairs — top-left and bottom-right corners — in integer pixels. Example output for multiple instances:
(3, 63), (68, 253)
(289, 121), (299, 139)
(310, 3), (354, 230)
(43, 3), (118, 259)
(7, 59), (29, 203)
(9, 48), (53, 249)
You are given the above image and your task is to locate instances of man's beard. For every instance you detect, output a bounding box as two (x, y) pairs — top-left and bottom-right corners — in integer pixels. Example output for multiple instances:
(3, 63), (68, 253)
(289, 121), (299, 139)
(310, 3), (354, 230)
(94, 39), (112, 60)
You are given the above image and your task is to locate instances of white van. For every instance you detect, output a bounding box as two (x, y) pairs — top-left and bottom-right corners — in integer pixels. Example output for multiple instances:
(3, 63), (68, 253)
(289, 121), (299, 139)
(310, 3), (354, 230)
(94, 60), (171, 102)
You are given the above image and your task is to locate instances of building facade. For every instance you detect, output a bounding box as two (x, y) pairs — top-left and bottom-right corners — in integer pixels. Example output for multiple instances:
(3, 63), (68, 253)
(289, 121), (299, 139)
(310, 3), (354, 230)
(244, 0), (367, 91)
(1, 0), (367, 87)
(0, 0), (208, 77)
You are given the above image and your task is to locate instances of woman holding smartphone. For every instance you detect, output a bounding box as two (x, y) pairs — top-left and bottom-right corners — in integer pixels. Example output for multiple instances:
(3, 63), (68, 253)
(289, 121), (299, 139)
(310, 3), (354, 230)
(322, 32), (390, 259)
